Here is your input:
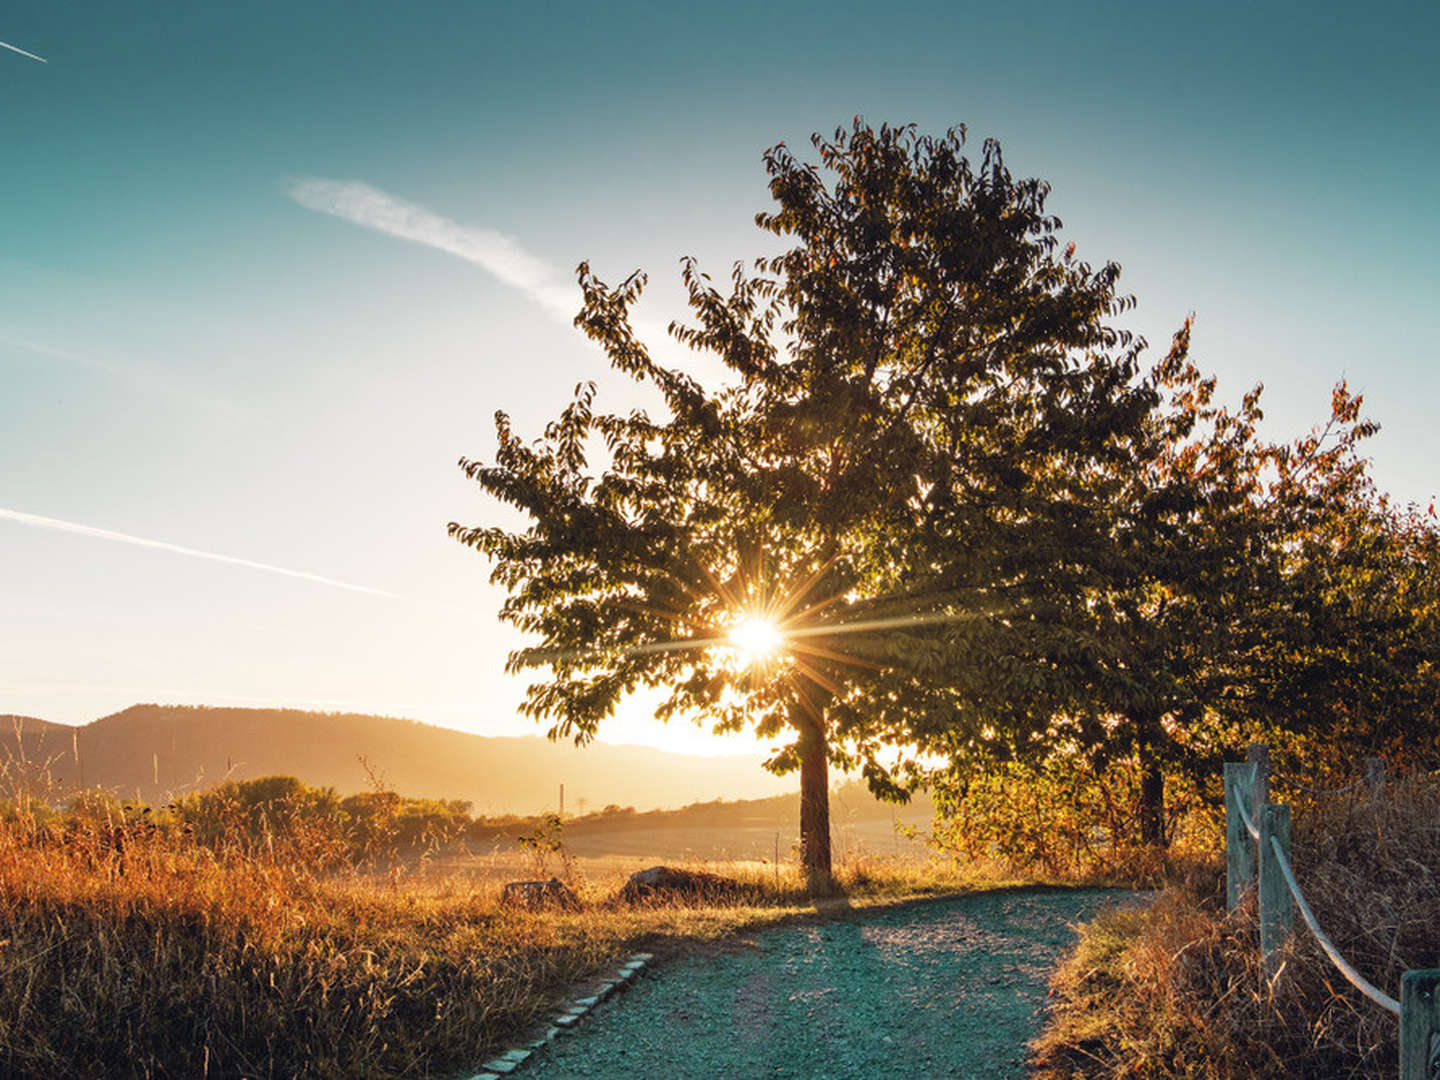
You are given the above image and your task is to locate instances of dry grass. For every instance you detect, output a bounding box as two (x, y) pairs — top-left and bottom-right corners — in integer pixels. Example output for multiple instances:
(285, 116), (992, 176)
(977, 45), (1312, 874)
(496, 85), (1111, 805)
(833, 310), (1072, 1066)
(0, 794), (1007, 1080)
(1032, 774), (1440, 1078)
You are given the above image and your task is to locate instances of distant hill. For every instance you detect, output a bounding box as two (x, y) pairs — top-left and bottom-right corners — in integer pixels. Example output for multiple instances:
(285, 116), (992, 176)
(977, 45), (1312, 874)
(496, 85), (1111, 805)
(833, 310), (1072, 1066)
(0, 705), (795, 814)
(560, 779), (934, 833)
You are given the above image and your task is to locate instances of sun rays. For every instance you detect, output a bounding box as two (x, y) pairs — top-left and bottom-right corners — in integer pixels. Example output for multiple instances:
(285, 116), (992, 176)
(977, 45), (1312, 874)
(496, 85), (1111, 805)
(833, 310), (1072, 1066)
(728, 615), (783, 665)
(515, 540), (988, 707)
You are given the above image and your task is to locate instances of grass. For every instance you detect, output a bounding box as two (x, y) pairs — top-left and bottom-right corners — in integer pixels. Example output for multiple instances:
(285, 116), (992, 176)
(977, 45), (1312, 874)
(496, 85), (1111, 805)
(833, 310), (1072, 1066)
(1031, 773), (1440, 1078)
(0, 754), (1268, 1079)
(0, 793), (1018, 1080)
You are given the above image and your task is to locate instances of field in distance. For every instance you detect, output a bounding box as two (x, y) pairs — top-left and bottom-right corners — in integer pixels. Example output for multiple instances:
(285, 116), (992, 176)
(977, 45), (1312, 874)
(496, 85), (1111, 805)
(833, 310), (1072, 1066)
(433, 782), (936, 883)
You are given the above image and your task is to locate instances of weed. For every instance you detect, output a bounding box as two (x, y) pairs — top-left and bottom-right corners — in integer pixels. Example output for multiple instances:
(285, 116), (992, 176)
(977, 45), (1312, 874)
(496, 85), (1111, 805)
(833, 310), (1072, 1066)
(516, 812), (574, 882)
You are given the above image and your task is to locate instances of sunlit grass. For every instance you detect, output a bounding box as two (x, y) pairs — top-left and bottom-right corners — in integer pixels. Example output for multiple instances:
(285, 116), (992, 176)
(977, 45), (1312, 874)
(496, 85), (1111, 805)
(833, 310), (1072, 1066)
(1032, 775), (1440, 1078)
(0, 796), (1008, 1080)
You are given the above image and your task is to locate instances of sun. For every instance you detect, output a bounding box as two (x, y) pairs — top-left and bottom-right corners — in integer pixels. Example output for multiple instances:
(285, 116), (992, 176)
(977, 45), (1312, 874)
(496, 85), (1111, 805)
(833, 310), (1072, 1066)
(728, 615), (784, 664)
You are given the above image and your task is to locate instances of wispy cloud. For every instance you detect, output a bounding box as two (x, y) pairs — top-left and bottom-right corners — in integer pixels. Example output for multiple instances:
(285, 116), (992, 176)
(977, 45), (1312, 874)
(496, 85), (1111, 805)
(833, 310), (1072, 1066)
(289, 178), (576, 321)
(0, 38), (46, 63)
(0, 336), (246, 423)
(2, 335), (131, 379)
(0, 507), (391, 597)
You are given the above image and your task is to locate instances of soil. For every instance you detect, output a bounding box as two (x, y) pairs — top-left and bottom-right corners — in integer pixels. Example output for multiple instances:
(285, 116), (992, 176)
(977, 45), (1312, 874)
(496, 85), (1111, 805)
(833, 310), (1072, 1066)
(523, 887), (1144, 1079)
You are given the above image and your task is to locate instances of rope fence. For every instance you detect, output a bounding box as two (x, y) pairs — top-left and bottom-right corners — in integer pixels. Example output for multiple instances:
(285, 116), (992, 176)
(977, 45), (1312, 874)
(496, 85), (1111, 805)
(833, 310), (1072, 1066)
(1224, 744), (1440, 1079)
(1268, 772), (1371, 798)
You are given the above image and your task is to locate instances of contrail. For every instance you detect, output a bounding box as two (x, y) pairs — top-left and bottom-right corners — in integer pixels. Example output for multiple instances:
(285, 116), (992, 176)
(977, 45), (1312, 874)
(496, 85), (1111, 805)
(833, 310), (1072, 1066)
(289, 178), (576, 322)
(0, 39), (47, 63)
(0, 507), (392, 596)
(288, 177), (729, 374)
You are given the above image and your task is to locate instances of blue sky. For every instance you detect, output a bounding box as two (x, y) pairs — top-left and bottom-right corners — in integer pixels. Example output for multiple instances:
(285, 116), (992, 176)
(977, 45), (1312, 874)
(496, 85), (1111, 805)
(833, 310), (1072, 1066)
(3, 1), (1436, 754)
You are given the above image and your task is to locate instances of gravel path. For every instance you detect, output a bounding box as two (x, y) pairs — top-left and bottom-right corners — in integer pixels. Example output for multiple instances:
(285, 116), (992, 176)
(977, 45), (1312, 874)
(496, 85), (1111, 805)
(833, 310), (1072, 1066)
(525, 887), (1140, 1080)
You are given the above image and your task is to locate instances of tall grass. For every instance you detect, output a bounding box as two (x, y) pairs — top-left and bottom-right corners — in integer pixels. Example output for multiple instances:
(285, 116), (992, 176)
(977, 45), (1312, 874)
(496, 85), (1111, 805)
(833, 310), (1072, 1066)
(0, 812), (627, 1077)
(0, 776), (996, 1079)
(1032, 773), (1440, 1078)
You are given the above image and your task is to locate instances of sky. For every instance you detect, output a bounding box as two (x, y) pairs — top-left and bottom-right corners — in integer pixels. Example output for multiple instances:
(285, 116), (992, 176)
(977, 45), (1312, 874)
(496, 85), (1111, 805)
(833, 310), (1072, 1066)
(2, 1), (1437, 757)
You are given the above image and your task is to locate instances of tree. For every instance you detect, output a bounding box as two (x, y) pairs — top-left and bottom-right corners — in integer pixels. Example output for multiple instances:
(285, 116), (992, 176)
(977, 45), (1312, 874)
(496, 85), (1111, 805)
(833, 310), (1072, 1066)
(450, 120), (1158, 886)
(920, 322), (1245, 853)
(929, 326), (1439, 851)
(1250, 406), (1440, 773)
(1097, 360), (1440, 838)
(1039, 323), (1299, 846)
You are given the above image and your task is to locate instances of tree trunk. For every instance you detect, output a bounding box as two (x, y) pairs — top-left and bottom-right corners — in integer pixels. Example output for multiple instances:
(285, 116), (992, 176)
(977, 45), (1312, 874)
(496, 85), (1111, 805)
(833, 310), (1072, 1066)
(1133, 710), (1167, 848)
(794, 705), (832, 892)
(1139, 756), (1166, 847)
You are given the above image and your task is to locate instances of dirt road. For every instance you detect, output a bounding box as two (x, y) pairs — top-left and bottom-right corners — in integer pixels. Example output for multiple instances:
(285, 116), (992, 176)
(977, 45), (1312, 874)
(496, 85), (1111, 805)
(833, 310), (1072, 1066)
(523, 887), (1140, 1079)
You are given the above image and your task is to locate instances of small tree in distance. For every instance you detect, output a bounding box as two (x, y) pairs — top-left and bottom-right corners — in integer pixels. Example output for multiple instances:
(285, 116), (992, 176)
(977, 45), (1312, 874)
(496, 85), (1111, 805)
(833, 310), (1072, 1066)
(450, 120), (1165, 888)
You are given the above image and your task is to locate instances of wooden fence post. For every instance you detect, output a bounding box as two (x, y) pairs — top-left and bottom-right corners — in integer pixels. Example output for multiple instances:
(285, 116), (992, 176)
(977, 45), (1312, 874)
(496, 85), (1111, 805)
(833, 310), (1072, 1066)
(1400, 970), (1440, 1080)
(1225, 762), (1256, 910)
(1366, 756), (1386, 798)
(1258, 802), (1292, 980)
(1246, 742), (1270, 809)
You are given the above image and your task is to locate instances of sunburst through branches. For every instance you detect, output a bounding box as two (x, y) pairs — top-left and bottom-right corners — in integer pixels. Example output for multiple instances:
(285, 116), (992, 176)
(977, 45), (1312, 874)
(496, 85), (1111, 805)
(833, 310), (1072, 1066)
(728, 614), (784, 666)
(518, 542), (987, 713)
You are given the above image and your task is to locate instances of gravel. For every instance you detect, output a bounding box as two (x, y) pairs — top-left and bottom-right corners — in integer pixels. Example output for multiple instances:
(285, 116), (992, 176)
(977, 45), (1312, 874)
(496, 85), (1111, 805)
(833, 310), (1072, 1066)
(524, 887), (1142, 1079)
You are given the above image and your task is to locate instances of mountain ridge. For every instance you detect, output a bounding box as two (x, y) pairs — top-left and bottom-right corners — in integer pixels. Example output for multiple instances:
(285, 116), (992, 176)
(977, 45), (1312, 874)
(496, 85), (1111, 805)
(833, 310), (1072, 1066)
(0, 704), (795, 814)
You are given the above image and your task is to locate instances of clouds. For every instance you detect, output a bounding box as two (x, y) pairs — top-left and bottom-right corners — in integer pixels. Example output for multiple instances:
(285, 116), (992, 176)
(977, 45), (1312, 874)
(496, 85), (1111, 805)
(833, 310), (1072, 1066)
(287, 177), (695, 370)
(289, 178), (577, 322)
(0, 507), (392, 597)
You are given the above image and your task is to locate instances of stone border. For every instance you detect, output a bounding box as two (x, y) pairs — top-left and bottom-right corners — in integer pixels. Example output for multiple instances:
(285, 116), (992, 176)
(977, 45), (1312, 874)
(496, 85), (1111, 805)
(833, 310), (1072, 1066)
(459, 952), (654, 1079)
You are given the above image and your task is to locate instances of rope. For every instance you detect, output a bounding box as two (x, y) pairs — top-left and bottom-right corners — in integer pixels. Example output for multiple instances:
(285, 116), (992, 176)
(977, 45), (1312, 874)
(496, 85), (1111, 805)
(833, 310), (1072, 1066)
(1269, 772), (1368, 798)
(1269, 835), (1400, 1016)
(1228, 766), (1261, 841)
(1233, 778), (1260, 842)
(1227, 758), (1403, 1023)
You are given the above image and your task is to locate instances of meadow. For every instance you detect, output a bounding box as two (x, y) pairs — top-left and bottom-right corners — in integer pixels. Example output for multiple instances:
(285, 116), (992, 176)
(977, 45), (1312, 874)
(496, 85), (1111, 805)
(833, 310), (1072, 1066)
(1, 764), (1434, 1078)
(0, 773), (973, 1079)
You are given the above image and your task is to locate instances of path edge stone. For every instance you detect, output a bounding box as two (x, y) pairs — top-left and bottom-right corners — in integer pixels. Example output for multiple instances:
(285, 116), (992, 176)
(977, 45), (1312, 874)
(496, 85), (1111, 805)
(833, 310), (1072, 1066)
(455, 951), (655, 1080)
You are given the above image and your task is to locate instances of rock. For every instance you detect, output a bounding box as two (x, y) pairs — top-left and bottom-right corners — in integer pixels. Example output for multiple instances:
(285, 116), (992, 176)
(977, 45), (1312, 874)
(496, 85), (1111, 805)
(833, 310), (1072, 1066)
(501, 877), (580, 911)
(618, 865), (753, 905)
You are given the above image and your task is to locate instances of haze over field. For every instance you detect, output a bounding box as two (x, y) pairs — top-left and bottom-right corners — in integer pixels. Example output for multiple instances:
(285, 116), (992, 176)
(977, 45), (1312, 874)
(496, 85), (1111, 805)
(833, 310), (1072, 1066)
(0, 705), (796, 814)
(3, 2), (1436, 753)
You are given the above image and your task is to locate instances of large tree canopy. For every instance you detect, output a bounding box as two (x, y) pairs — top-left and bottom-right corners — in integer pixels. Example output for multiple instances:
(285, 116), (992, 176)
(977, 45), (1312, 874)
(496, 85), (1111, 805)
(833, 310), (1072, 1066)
(1253, 406), (1440, 771)
(931, 331), (1440, 857)
(450, 120), (1166, 883)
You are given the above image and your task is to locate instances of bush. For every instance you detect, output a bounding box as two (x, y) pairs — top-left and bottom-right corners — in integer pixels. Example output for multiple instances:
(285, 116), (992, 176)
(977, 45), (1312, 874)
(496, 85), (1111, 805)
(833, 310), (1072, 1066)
(930, 757), (1215, 880)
